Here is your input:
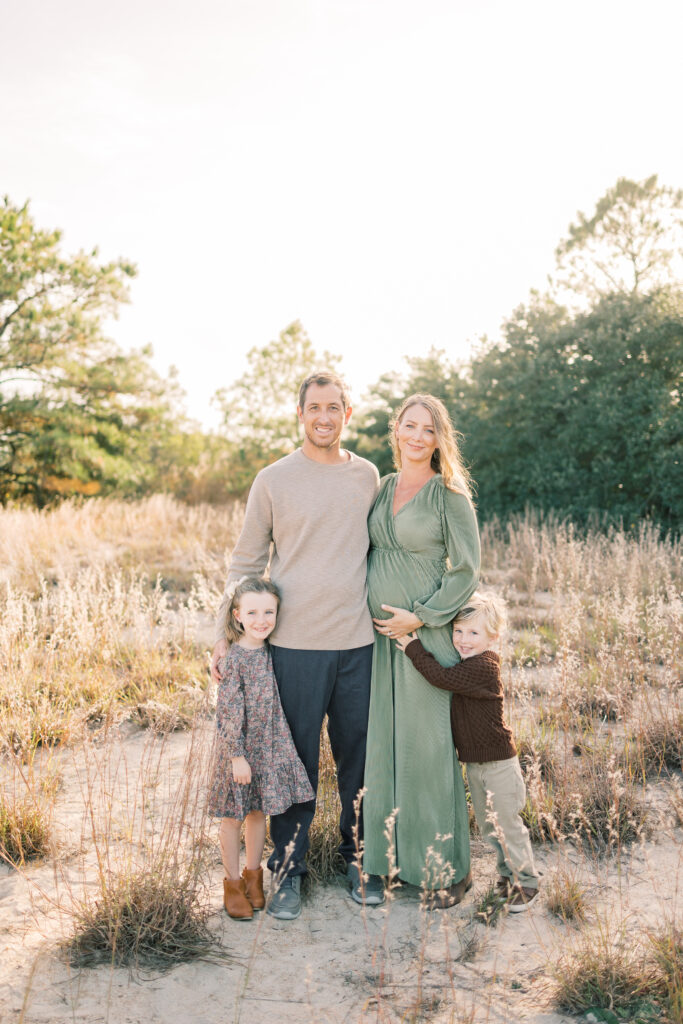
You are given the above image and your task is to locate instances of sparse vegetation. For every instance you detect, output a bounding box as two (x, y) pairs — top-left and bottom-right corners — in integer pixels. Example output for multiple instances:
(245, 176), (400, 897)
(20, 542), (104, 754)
(62, 726), (223, 970)
(551, 916), (683, 1022)
(0, 788), (52, 865)
(473, 883), (506, 927)
(551, 919), (658, 1016)
(0, 499), (681, 1019)
(543, 865), (588, 923)
(306, 727), (346, 882)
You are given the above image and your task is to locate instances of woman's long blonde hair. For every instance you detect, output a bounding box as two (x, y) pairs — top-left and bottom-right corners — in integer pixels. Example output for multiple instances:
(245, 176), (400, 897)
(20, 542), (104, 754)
(390, 393), (474, 500)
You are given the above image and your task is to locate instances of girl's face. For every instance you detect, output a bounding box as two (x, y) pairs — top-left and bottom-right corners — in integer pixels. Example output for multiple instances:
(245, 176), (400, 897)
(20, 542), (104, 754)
(395, 404), (438, 468)
(233, 592), (278, 647)
(452, 611), (496, 659)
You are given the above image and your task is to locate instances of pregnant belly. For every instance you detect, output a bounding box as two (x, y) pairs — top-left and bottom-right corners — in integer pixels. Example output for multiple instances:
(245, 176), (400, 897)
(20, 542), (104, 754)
(367, 549), (443, 620)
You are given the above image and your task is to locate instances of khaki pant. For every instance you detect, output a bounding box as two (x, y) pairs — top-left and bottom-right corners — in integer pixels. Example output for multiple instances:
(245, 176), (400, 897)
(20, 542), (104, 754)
(466, 757), (539, 890)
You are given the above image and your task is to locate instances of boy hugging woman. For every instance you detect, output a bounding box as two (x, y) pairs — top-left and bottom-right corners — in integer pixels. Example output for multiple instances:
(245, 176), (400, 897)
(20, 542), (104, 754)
(397, 590), (540, 911)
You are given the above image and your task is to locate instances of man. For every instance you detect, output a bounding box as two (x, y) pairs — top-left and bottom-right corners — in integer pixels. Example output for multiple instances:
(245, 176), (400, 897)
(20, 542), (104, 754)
(211, 370), (384, 920)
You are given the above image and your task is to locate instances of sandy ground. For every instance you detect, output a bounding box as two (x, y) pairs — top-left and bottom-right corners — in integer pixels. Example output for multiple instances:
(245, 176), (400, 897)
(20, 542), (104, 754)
(2, 719), (681, 1024)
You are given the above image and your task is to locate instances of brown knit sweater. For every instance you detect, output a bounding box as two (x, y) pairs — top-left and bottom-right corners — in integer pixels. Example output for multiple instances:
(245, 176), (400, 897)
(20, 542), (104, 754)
(404, 642), (517, 763)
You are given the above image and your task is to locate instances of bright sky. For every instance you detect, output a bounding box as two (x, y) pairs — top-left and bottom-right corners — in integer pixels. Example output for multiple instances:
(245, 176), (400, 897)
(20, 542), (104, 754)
(3, 0), (682, 425)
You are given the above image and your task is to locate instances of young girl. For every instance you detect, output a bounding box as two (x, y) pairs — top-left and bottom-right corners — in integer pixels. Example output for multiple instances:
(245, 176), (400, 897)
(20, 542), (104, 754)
(208, 576), (314, 920)
(396, 591), (540, 911)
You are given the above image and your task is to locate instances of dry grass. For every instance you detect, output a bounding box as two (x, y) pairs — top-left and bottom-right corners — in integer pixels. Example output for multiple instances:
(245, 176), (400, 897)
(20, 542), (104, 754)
(550, 915), (682, 1022)
(648, 922), (683, 1023)
(0, 754), (57, 865)
(61, 722), (224, 970)
(0, 494), (243, 593)
(1, 567), (218, 758)
(543, 865), (588, 923)
(306, 725), (346, 882)
(550, 922), (660, 1017)
(0, 787), (53, 865)
(521, 742), (650, 853)
(0, 496), (243, 761)
(1, 498), (681, 1011)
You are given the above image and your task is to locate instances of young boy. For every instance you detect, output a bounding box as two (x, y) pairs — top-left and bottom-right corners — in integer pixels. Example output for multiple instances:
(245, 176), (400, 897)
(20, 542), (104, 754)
(396, 591), (539, 911)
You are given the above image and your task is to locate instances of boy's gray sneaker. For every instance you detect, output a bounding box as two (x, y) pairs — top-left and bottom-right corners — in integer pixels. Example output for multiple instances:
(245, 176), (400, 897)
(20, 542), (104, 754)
(347, 863), (385, 906)
(267, 874), (301, 920)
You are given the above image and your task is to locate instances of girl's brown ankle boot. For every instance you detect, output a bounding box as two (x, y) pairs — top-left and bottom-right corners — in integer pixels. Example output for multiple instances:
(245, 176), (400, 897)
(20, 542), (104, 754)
(242, 866), (265, 910)
(223, 877), (254, 920)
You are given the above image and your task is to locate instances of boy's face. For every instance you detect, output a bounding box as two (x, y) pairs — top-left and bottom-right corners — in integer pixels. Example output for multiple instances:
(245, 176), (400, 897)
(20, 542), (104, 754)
(452, 611), (496, 659)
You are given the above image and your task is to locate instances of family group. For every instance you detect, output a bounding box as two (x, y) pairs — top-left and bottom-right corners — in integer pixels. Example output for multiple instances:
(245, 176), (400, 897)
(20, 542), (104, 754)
(207, 371), (539, 921)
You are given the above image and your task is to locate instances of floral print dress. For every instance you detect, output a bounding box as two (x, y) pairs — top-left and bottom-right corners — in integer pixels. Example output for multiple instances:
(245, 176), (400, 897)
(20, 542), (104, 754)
(208, 643), (314, 819)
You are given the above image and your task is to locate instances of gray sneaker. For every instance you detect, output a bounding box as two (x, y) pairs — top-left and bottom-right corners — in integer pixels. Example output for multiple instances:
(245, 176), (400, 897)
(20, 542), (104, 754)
(347, 863), (385, 906)
(266, 874), (301, 920)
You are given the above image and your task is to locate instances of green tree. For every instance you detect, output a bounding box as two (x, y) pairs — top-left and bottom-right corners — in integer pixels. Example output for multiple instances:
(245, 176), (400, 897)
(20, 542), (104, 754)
(554, 175), (683, 300)
(0, 196), (182, 503)
(212, 321), (341, 487)
(354, 176), (683, 528)
(458, 290), (682, 526)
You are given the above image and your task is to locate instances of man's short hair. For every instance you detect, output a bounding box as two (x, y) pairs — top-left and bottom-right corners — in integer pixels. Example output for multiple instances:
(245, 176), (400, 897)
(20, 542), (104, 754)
(298, 370), (351, 411)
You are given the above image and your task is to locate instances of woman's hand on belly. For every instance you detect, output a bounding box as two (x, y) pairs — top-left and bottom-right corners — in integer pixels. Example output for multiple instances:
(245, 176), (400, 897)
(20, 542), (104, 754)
(373, 604), (424, 639)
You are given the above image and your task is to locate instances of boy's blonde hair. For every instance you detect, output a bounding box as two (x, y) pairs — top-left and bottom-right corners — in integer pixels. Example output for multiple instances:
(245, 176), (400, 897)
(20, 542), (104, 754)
(225, 576), (281, 645)
(453, 590), (507, 638)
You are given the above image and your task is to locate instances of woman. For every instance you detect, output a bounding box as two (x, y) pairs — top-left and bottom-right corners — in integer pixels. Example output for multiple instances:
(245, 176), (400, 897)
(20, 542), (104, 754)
(363, 394), (480, 905)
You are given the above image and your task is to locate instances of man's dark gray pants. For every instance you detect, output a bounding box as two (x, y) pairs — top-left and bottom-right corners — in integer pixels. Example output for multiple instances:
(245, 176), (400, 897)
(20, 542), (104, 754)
(267, 644), (373, 878)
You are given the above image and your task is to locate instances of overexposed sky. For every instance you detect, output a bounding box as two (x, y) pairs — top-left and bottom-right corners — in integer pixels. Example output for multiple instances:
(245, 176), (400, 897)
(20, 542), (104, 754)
(3, 0), (682, 424)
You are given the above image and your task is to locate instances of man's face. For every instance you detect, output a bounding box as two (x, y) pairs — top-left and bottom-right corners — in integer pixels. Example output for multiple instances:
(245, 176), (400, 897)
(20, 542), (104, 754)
(297, 382), (351, 450)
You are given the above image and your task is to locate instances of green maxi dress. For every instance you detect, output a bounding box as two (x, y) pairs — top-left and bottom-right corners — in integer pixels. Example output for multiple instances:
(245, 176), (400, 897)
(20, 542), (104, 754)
(363, 474), (481, 888)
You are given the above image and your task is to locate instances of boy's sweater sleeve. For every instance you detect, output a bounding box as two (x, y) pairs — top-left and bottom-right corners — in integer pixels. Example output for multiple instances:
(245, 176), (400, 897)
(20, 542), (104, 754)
(404, 640), (500, 699)
(215, 656), (247, 757)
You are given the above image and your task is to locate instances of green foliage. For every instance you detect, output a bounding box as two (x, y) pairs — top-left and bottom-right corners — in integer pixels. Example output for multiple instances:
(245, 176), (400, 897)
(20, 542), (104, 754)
(213, 320), (340, 476)
(353, 175), (683, 528)
(554, 174), (683, 300)
(0, 196), (184, 504)
(458, 290), (682, 526)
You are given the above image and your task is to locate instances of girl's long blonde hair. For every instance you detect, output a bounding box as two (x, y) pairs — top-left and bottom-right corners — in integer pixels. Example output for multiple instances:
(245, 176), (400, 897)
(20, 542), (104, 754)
(225, 576), (281, 645)
(390, 393), (474, 499)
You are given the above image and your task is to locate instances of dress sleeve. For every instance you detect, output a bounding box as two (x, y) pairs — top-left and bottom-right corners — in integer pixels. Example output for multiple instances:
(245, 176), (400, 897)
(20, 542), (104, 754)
(214, 472), (274, 645)
(412, 487), (480, 628)
(215, 654), (247, 758)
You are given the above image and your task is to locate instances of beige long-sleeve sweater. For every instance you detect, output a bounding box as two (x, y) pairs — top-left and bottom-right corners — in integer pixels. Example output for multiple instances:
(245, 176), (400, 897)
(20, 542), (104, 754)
(214, 448), (380, 650)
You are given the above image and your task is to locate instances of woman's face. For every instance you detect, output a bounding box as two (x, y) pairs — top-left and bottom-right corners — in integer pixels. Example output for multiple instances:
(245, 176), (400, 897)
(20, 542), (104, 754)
(395, 403), (438, 468)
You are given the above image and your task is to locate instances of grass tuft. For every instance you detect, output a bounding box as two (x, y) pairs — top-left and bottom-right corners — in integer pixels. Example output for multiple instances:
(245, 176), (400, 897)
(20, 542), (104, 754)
(523, 745), (649, 853)
(305, 725), (346, 882)
(630, 702), (683, 777)
(66, 865), (215, 969)
(62, 724), (225, 971)
(551, 919), (659, 1017)
(0, 790), (52, 865)
(648, 922), (683, 1024)
(543, 866), (587, 923)
(473, 884), (506, 928)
